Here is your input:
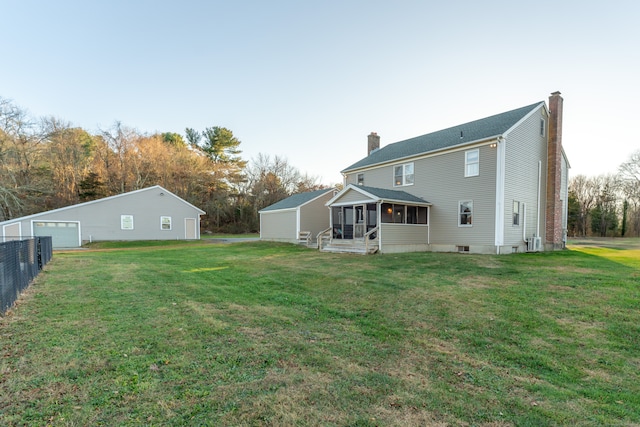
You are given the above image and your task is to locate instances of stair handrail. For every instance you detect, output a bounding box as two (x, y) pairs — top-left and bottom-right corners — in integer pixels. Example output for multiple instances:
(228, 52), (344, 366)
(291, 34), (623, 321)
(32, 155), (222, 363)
(316, 227), (332, 250)
(364, 226), (379, 254)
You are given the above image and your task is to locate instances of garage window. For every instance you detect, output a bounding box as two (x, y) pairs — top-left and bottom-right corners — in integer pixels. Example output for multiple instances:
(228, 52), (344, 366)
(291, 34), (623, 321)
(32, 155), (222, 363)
(161, 216), (172, 230)
(121, 215), (134, 230)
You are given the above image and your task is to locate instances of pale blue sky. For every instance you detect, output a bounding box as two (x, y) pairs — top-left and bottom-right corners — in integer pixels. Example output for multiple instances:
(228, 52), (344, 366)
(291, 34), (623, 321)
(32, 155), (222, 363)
(2, 0), (639, 184)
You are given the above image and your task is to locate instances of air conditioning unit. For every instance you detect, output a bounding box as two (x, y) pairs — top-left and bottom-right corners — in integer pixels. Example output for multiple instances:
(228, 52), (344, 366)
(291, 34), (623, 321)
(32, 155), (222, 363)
(527, 236), (542, 252)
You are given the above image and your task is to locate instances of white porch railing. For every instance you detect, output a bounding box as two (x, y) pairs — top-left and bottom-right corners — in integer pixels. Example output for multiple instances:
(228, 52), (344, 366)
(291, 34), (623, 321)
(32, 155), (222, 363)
(316, 226), (379, 254)
(298, 230), (312, 246)
(364, 226), (379, 254)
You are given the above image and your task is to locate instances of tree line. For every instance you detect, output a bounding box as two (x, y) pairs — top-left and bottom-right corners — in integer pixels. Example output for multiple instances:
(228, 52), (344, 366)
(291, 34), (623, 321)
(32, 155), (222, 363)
(568, 151), (640, 237)
(0, 97), (327, 233)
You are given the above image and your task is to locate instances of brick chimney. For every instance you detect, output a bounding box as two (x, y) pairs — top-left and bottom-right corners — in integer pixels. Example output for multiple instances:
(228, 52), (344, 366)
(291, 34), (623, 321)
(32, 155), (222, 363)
(367, 132), (380, 155)
(545, 91), (564, 248)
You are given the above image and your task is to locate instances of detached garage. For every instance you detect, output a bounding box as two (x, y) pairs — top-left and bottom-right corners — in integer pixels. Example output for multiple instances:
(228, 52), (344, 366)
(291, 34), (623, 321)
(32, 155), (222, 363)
(0, 186), (205, 249)
(259, 189), (335, 244)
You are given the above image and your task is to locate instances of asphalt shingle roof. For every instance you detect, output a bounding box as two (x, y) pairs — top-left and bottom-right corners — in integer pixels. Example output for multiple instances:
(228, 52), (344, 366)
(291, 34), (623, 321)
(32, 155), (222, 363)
(342, 102), (543, 172)
(260, 189), (333, 212)
(354, 185), (430, 204)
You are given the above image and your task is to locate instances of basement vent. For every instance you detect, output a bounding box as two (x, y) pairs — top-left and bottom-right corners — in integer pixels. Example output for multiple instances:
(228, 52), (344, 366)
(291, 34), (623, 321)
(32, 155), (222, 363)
(457, 245), (470, 253)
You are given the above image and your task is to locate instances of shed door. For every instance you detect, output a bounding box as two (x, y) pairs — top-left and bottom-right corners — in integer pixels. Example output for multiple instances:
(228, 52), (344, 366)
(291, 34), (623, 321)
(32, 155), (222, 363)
(33, 222), (80, 248)
(185, 218), (197, 240)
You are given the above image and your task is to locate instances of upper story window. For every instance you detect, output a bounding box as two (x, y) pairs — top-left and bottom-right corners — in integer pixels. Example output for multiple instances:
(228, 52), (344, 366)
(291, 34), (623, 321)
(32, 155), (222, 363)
(459, 200), (473, 227)
(357, 173), (364, 186)
(540, 118), (546, 136)
(465, 149), (479, 177)
(394, 162), (414, 187)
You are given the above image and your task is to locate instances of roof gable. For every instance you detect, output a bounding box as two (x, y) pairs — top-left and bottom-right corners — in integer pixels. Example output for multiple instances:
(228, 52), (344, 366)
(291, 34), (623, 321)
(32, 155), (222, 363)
(259, 189), (334, 212)
(342, 102), (544, 172)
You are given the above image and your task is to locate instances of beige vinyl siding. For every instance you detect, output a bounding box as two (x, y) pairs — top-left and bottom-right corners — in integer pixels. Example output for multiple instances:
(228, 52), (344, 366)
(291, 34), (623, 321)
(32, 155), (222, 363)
(346, 145), (497, 248)
(260, 210), (297, 242)
(300, 198), (331, 239)
(503, 106), (548, 248)
(333, 188), (374, 204)
(379, 224), (428, 253)
(345, 174), (358, 186)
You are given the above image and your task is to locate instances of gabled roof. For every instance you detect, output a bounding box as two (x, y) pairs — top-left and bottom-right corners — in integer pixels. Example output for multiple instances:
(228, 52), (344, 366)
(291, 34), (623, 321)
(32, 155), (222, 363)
(259, 188), (334, 213)
(342, 101), (544, 172)
(327, 184), (430, 206)
(0, 185), (204, 225)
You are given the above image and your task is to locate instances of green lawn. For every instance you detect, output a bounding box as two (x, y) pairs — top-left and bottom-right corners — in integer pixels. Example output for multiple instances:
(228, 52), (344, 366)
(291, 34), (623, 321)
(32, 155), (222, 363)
(1, 241), (639, 426)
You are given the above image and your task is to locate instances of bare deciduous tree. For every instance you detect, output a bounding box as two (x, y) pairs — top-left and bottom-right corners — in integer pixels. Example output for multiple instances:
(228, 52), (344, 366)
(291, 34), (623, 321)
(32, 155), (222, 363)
(569, 174), (598, 236)
(618, 150), (640, 236)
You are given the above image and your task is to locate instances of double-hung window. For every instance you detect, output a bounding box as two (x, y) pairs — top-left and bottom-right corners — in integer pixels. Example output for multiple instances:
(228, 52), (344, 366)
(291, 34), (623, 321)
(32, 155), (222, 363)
(394, 163), (414, 187)
(459, 200), (473, 226)
(513, 201), (520, 226)
(357, 173), (364, 186)
(161, 216), (172, 230)
(465, 149), (479, 177)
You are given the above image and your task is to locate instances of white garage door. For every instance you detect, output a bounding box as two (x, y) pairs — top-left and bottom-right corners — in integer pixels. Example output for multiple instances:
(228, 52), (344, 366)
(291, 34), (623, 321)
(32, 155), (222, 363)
(33, 221), (80, 248)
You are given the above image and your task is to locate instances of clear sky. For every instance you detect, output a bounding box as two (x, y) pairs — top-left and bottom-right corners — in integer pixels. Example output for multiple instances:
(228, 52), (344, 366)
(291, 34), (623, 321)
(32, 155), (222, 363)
(2, 0), (639, 185)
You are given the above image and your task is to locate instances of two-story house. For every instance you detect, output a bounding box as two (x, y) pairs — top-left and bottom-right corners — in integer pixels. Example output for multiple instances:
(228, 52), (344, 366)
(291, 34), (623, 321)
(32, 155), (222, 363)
(262, 92), (569, 254)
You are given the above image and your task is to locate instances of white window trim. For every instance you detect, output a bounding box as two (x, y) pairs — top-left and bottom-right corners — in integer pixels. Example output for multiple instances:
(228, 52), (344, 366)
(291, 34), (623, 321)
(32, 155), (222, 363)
(161, 216), (172, 231)
(458, 200), (473, 227)
(465, 149), (479, 177)
(513, 201), (520, 226)
(357, 173), (364, 186)
(393, 162), (414, 187)
(121, 214), (134, 230)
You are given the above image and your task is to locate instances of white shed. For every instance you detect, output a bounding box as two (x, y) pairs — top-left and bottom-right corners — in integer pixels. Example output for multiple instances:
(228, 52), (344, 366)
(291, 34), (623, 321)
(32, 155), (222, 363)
(0, 186), (205, 248)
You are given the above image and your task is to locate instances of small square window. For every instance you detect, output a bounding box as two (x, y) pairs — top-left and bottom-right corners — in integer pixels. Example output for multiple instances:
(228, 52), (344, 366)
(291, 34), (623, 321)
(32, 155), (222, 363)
(121, 215), (134, 230)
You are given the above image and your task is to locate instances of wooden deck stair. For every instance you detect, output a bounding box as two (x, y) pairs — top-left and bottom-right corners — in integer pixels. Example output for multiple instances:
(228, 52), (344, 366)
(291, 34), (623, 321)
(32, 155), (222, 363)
(320, 239), (378, 255)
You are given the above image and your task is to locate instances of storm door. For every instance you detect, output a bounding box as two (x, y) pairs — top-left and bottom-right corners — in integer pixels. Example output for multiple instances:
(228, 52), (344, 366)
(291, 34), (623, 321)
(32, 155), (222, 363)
(354, 205), (365, 238)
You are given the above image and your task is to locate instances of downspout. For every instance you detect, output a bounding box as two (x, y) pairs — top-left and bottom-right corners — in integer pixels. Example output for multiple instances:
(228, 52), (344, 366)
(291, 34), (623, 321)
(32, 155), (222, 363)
(536, 160), (542, 238)
(522, 203), (527, 242)
(494, 137), (506, 254)
(427, 206), (431, 245)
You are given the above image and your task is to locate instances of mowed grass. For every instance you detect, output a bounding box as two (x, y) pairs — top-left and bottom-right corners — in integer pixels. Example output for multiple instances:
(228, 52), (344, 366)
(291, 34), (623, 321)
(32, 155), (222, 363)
(1, 241), (639, 426)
